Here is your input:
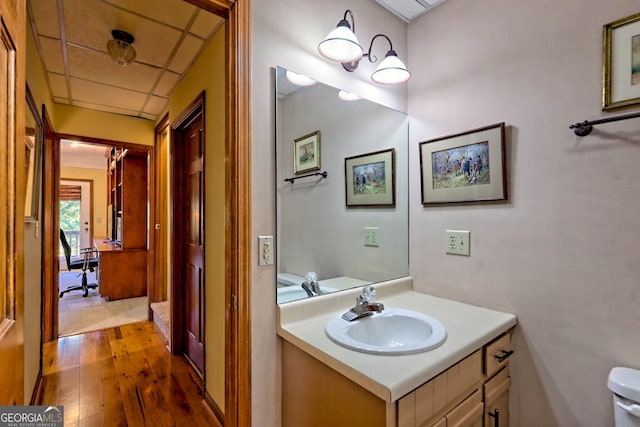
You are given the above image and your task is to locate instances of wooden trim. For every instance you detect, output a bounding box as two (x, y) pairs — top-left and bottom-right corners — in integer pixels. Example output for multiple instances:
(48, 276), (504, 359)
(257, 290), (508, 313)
(170, 91), (205, 361)
(204, 389), (225, 426)
(41, 105), (59, 342)
(151, 113), (170, 308)
(42, 132), (153, 342)
(225, 1), (252, 426)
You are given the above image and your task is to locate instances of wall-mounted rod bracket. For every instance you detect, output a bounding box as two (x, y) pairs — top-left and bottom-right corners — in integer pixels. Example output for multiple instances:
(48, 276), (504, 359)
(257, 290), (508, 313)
(570, 111), (640, 136)
(284, 171), (328, 183)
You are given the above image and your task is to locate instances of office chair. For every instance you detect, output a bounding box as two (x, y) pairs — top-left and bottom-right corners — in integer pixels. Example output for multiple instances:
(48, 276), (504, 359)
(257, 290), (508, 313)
(59, 229), (99, 297)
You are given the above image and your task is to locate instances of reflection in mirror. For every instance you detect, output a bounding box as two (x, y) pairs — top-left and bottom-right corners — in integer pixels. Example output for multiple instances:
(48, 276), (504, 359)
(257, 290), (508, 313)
(25, 85), (43, 222)
(276, 66), (409, 304)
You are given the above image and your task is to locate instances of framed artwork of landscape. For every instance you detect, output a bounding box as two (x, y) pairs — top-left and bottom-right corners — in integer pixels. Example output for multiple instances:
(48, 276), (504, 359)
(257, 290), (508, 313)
(294, 130), (320, 174)
(345, 148), (395, 207)
(420, 123), (506, 205)
(603, 12), (640, 110)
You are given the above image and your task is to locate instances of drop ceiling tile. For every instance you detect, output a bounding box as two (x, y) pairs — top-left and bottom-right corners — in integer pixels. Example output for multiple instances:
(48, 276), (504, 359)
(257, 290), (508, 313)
(133, 21), (182, 68)
(29, 0), (60, 39)
(109, 0), (197, 29)
(70, 77), (148, 111)
(167, 34), (203, 74)
(154, 70), (180, 97)
(66, 44), (161, 92)
(190, 10), (223, 40)
(39, 36), (65, 74)
(63, 0), (124, 53)
(144, 95), (169, 116)
(48, 73), (68, 98)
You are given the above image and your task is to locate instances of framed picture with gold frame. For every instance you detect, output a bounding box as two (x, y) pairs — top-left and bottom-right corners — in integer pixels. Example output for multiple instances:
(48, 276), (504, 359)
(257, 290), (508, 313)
(293, 130), (320, 174)
(603, 12), (640, 110)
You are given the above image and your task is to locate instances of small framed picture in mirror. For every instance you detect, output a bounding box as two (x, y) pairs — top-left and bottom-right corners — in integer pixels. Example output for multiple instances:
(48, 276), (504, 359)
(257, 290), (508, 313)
(345, 148), (395, 207)
(293, 130), (320, 174)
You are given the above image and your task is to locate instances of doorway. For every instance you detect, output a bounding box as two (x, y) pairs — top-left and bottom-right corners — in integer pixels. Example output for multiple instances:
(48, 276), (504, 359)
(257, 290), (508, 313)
(59, 179), (92, 261)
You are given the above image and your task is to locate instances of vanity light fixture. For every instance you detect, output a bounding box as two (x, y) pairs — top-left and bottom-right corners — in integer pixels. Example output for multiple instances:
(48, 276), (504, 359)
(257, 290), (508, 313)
(318, 10), (411, 85)
(285, 70), (317, 87)
(107, 29), (136, 66)
(338, 90), (362, 101)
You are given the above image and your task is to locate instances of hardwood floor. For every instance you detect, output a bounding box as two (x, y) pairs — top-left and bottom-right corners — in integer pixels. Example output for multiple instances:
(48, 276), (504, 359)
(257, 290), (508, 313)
(36, 322), (221, 427)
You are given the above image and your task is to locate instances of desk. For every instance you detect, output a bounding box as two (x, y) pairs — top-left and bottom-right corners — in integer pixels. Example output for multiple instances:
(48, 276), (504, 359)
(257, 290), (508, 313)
(93, 238), (147, 301)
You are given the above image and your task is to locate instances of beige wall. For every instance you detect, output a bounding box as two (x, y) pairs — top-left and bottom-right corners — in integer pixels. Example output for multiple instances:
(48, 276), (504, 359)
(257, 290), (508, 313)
(251, 1), (407, 424)
(165, 23), (226, 410)
(408, 1), (640, 426)
(60, 166), (108, 238)
(24, 14), (50, 402)
(54, 104), (155, 146)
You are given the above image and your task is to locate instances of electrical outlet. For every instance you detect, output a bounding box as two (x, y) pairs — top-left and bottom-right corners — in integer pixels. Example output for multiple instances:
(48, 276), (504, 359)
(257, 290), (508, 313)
(258, 236), (274, 266)
(364, 227), (380, 247)
(446, 230), (470, 256)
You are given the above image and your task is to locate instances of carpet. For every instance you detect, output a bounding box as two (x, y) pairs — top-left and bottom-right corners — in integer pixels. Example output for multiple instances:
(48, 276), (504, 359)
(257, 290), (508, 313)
(58, 271), (148, 336)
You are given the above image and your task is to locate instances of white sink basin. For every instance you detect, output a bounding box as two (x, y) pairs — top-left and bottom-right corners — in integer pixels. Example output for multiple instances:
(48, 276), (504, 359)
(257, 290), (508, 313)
(325, 307), (447, 355)
(277, 286), (337, 304)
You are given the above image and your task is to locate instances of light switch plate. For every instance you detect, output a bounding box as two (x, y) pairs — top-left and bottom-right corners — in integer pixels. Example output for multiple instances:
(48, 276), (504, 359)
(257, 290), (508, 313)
(364, 227), (380, 247)
(258, 236), (274, 266)
(446, 230), (470, 256)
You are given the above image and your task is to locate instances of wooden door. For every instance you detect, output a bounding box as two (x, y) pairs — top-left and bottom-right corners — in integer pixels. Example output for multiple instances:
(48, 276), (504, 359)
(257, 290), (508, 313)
(0, 1), (25, 404)
(172, 94), (205, 377)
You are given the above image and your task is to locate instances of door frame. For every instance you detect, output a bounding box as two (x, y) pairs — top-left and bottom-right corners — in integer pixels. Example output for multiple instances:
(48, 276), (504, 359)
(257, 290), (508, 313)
(59, 178), (94, 254)
(42, 135), (153, 340)
(170, 91), (206, 380)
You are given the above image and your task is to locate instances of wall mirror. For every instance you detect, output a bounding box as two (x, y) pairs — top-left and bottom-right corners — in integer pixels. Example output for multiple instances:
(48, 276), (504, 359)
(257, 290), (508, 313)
(275, 66), (409, 304)
(25, 85), (43, 222)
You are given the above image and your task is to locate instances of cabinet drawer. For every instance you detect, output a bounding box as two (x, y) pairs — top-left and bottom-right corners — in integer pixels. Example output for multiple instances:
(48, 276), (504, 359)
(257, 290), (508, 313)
(484, 333), (513, 378)
(446, 389), (483, 427)
(484, 366), (510, 406)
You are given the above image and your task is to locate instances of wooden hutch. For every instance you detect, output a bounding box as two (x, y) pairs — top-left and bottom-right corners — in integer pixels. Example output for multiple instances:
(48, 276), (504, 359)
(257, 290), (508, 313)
(94, 147), (148, 300)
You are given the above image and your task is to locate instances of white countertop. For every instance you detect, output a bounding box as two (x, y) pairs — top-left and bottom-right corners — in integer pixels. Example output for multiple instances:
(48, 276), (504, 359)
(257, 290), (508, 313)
(277, 277), (517, 402)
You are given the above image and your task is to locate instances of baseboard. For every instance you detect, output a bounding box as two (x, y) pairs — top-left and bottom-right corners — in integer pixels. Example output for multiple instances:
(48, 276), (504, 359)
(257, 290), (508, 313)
(204, 389), (224, 426)
(29, 371), (43, 405)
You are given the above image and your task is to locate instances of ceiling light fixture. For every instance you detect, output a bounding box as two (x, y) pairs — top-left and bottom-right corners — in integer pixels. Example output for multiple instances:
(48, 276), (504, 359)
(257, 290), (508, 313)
(318, 10), (410, 85)
(107, 30), (136, 66)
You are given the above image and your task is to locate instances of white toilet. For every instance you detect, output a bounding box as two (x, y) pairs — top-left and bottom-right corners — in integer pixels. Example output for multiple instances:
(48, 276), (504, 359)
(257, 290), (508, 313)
(608, 367), (640, 427)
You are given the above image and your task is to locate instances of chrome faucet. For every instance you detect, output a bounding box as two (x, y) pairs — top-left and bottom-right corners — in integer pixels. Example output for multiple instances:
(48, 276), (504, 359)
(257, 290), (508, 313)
(301, 272), (322, 297)
(341, 286), (385, 321)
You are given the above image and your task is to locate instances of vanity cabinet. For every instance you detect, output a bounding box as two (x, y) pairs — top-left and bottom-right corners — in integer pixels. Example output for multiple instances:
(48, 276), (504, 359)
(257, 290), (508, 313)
(282, 330), (513, 427)
(483, 333), (512, 427)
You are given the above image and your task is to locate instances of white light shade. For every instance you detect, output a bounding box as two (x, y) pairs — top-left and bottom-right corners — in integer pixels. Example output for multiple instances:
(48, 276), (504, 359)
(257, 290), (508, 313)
(285, 70), (317, 87)
(371, 52), (411, 84)
(338, 90), (362, 101)
(318, 25), (363, 63)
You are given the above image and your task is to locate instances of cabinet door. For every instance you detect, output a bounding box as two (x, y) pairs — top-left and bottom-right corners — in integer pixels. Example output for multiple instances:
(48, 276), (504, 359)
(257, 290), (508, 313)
(484, 367), (510, 427)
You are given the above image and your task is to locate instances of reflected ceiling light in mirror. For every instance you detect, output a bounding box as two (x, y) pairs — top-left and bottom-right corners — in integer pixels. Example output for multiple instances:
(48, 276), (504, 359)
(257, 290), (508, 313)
(338, 90), (362, 101)
(317, 10), (364, 63)
(285, 70), (318, 87)
(318, 10), (410, 85)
